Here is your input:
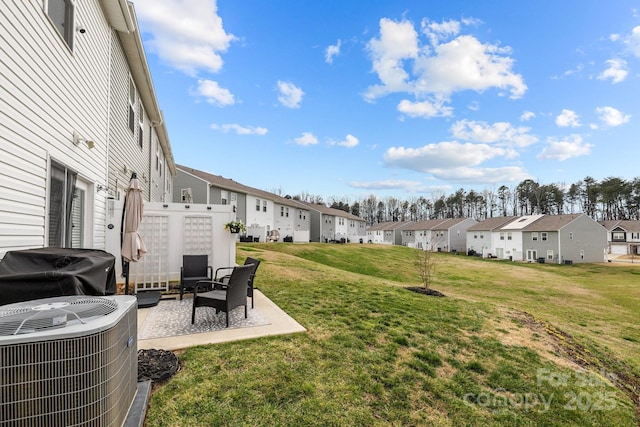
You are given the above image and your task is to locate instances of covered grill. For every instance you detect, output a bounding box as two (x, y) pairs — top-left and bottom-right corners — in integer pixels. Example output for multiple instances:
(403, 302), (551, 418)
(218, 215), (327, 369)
(0, 248), (116, 305)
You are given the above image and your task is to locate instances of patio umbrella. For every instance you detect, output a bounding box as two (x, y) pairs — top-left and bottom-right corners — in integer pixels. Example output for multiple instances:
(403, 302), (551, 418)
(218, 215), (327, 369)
(120, 173), (146, 295)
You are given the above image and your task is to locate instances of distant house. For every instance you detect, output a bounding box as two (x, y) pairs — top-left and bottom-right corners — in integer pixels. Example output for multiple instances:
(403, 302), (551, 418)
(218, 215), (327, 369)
(174, 165), (310, 242)
(366, 221), (413, 245)
(599, 220), (640, 256)
(404, 218), (476, 251)
(0, 1), (174, 257)
(466, 216), (519, 257)
(431, 218), (478, 253)
(522, 214), (606, 264)
(300, 203), (367, 243)
(492, 214), (544, 260)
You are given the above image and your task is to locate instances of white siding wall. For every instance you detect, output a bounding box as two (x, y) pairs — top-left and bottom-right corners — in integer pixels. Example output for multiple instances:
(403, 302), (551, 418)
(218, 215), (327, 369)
(108, 32), (147, 200)
(1, 0), (111, 256)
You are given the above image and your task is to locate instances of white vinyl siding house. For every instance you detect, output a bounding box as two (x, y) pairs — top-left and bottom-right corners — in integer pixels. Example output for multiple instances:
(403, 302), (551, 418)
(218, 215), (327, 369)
(0, 1), (175, 258)
(174, 165), (311, 242)
(1, 0), (112, 256)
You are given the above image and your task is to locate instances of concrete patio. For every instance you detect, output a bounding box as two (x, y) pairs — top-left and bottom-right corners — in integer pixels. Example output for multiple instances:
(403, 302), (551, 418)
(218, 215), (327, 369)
(137, 289), (306, 350)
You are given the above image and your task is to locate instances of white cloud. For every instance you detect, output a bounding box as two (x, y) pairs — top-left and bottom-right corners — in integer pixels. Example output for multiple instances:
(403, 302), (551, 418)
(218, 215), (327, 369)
(277, 81), (304, 108)
(595, 106), (630, 127)
(294, 132), (318, 146)
(520, 111), (535, 121)
(349, 179), (426, 192)
(450, 119), (538, 148)
(622, 26), (640, 57)
(538, 134), (592, 161)
(211, 123), (268, 135)
(330, 134), (359, 148)
(325, 39), (341, 64)
(134, 0), (236, 75)
(364, 18), (419, 99)
(383, 141), (506, 172)
(555, 109), (581, 128)
(428, 166), (530, 183)
(597, 59), (628, 83)
(364, 18), (526, 107)
(397, 99), (453, 118)
(421, 18), (461, 45)
(194, 79), (234, 106)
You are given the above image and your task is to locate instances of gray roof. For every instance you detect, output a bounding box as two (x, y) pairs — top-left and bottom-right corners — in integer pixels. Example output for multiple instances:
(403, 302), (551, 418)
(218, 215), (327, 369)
(298, 201), (365, 222)
(176, 165), (309, 210)
(404, 218), (450, 231)
(522, 214), (584, 231)
(599, 220), (640, 232)
(467, 216), (518, 231)
(366, 221), (413, 232)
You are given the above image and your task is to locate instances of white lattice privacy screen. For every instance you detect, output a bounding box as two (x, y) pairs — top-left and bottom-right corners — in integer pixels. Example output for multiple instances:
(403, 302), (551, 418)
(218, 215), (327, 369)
(183, 215), (214, 261)
(133, 214), (170, 292)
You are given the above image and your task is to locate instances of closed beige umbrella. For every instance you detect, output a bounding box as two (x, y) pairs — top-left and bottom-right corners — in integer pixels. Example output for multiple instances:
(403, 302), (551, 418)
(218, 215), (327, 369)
(121, 173), (146, 294)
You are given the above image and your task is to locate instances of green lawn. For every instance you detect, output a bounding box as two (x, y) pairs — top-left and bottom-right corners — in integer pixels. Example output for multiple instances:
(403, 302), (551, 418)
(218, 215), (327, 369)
(145, 243), (640, 426)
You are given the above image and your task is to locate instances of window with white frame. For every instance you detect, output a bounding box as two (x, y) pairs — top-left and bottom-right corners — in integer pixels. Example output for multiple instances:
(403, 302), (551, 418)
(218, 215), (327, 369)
(128, 77), (136, 133)
(632, 233), (640, 240)
(47, 0), (75, 50)
(569, 232), (574, 240)
(547, 250), (553, 260)
(580, 250), (585, 259)
(262, 201), (267, 212)
(286, 207), (289, 217)
(280, 206), (284, 217)
(612, 231), (625, 241)
(256, 199), (260, 211)
(500, 232), (504, 240)
(48, 160), (78, 247)
(507, 232), (512, 240)
(138, 103), (144, 148)
(541, 232), (548, 241)
(532, 232), (538, 241)
(221, 190), (228, 205)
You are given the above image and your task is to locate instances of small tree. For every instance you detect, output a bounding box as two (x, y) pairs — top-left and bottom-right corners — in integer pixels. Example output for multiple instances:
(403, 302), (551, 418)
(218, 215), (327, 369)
(415, 238), (442, 290)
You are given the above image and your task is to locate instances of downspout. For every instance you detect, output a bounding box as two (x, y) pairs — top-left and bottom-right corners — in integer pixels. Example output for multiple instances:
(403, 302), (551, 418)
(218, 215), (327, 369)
(558, 229), (562, 264)
(151, 119), (163, 201)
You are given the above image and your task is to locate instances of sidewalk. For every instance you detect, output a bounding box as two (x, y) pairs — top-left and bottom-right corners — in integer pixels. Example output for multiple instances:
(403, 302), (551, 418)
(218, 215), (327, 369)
(137, 290), (306, 351)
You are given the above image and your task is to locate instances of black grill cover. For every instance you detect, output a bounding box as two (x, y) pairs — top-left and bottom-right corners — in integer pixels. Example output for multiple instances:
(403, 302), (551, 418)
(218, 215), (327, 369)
(0, 248), (117, 305)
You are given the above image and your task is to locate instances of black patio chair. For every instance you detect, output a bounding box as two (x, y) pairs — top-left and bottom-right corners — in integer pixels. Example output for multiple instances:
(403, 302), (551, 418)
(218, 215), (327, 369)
(191, 264), (254, 327)
(179, 255), (212, 300)
(213, 257), (261, 308)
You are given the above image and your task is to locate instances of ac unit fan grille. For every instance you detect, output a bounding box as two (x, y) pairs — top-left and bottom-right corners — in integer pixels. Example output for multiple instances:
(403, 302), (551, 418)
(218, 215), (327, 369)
(0, 297), (137, 427)
(0, 296), (118, 336)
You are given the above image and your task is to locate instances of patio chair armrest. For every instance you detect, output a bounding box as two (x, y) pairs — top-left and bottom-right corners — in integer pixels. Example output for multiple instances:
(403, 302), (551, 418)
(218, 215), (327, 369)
(214, 266), (234, 281)
(193, 280), (214, 296)
(212, 280), (229, 290)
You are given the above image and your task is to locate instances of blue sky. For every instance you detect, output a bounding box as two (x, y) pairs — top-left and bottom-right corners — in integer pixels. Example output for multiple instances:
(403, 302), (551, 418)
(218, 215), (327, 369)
(133, 0), (640, 202)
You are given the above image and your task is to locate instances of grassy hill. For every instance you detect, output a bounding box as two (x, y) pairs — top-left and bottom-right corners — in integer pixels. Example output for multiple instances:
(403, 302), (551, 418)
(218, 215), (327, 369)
(146, 243), (640, 426)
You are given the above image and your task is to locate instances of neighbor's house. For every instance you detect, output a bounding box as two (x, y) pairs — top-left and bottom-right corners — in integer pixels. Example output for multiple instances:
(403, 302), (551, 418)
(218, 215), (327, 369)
(402, 219), (448, 249)
(301, 202), (367, 243)
(403, 218), (476, 252)
(521, 214), (607, 264)
(366, 221), (413, 245)
(599, 220), (640, 256)
(174, 165), (311, 242)
(466, 216), (519, 257)
(431, 218), (478, 253)
(0, 0), (174, 258)
(491, 214), (544, 260)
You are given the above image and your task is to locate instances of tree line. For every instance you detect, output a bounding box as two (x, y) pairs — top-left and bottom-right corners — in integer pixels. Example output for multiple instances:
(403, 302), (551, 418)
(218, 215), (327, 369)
(291, 176), (640, 226)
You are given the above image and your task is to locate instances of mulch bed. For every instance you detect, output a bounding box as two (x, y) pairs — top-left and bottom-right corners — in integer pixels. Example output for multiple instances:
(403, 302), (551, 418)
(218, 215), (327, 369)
(138, 349), (179, 383)
(405, 286), (446, 297)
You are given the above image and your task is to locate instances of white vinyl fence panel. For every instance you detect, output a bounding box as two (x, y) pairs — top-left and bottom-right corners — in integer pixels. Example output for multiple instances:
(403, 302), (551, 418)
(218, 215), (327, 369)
(106, 200), (236, 293)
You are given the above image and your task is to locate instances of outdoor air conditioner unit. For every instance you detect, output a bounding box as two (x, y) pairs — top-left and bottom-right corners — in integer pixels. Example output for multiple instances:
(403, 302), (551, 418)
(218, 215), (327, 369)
(0, 295), (137, 427)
